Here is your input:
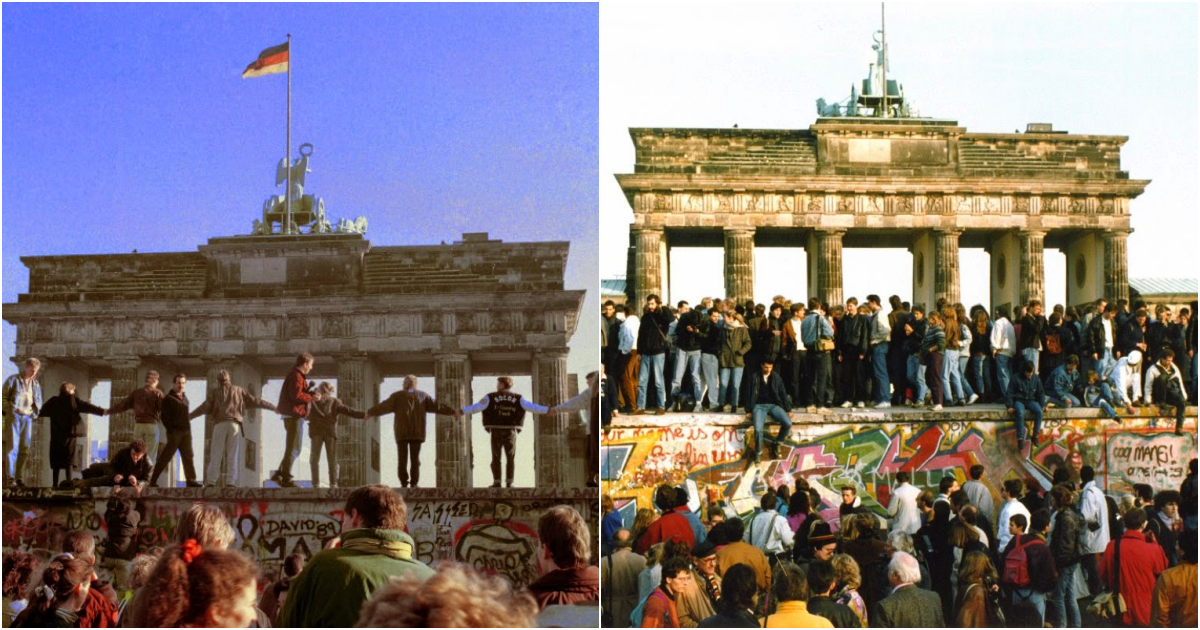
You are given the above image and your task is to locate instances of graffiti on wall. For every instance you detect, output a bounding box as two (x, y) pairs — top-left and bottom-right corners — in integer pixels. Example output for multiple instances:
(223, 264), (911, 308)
(2, 489), (591, 589)
(602, 417), (1196, 527)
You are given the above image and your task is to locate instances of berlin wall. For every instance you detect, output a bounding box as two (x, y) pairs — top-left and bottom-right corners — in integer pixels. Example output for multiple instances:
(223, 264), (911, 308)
(1, 487), (595, 589)
(601, 411), (1196, 529)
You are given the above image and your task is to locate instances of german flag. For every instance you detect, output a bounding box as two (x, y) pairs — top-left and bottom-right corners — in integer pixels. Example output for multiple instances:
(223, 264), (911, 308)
(242, 42), (288, 79)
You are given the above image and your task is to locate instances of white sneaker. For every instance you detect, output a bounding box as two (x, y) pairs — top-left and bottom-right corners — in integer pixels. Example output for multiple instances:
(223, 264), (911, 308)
(840, 401), (853, 409)
(855, 401), (865, 409)
(967, 394), (979, 405)
(875, 402), (892, 409)
(818, 407), (832, 414)
(932, 404), (943, 411)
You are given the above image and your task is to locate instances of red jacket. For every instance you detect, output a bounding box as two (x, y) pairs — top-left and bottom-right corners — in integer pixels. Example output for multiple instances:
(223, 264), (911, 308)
(1099, 529), (1169, 627)
(277, 367), (314, 418)
(527, 565), (599, 609)
(634, 510), (695, 555)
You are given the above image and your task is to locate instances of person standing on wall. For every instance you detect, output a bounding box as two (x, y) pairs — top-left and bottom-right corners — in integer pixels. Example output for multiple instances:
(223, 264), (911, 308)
(150, 373), (201, 488)
(275, 353), (315, 488)
(367, 375), (459, 488)
(3, 358), (42, 488)
(108, 370), (165, 475)
(459, 376), (551, 488)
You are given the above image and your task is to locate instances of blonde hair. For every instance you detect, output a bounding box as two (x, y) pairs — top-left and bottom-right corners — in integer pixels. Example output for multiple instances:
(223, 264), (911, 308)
(830, 553), (862, 590)
(175, 504), (234, 549)
(355, 563), (538, 628)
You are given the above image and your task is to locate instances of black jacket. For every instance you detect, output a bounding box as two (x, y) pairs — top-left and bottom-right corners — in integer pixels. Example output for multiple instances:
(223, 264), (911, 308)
(675, 310), (704, 352)
(1005, 372), (1045, 408)
(808, 595), (861, 628)
(1085, 315), (1108, 355)
(838, 313), (870, 358)
(741, 370), (791, 413)
(309, 396), (367, 438)
(1116, 318), (1145, 356)
(1018, 313), (1047, 351)
(638, 307), (674, 356)
(902, 315), (927, 355)
(111, 446), (151, 481)
(1050, 506), (1085, 569)
(698, 318), (723, 356)
(161, 390), (191, 433)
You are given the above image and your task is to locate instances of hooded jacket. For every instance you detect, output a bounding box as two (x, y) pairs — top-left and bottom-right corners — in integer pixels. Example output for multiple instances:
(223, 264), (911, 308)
(308, 396), (367, 438)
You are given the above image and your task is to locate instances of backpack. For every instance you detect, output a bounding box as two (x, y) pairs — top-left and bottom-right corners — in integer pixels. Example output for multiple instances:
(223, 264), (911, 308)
(1002, 536), (1044, 588)
(630, 589), (670, 627)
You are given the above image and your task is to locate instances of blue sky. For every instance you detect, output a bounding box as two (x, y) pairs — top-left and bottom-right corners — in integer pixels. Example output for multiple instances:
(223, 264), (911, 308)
(2, 3), (599, 487)
(601, 3), (1198, 308)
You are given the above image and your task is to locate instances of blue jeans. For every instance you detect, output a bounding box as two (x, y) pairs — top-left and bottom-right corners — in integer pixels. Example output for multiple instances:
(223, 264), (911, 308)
(906, 355), (928, 403)
(958, 351), (975, 398)
(700, 353), (720, 408)
(996, 354), (1013, 398)
(968, 354), (988, 399)
(637, 352), (666, 410)
(1046, 393), (1081, 408)
(719, 367), (743, 409)
(1011, 588), (1047, 626)
(1022, 347), (1041, 374)
(5, 413), (34, 482)
(943, 348), (966, 403)
(871, 343), (890, 403)
(1012, 400), (1044, 441)
(751, 404), (792, 455)
(671, 348), (702, 407)
(1094, 348), (1114, 378)
(1048, 562), (1081, 628)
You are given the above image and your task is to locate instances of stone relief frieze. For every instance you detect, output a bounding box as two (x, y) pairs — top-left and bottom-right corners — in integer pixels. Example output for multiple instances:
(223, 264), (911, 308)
(777, 195), (793, 213)
(1100, 198), (1115, 215)
(807, 196), (823, 214)
(97, 321), (115, 341)
(224, 318), (243, 339)
(386, 314), (414, 335)
(717, 195), (732, 213)
(162, 321), (179, 340)
(193, 319), (212, 340)
(1069, 197), (1085, 215)
(956, 196), (973, 215)
(836, 196), (854, 214)
(926, 195), (944, 215)
(286, 317), (307, 340)
(686, 194), (705, 213)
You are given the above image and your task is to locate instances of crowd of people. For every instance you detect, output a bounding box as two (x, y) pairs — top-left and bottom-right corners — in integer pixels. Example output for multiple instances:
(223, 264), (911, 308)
(3, 353), (598, 490)
(2, 486), (599, 627)
(600, 294), (1197, 442)
(600, 458), (1198, 628)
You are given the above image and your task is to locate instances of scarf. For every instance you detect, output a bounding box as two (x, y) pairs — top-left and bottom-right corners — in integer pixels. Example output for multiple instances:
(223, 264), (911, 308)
(340, 531), (414, 560)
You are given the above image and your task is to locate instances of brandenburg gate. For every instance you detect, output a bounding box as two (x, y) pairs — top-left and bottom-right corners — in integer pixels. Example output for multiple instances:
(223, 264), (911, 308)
(3, 150), (586, 490)
(618, 41), (1148, 309)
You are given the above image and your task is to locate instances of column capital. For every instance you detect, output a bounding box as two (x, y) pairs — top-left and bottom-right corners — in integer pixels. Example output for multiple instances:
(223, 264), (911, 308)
(106, 356), (141, 370)
(1101, 228), (1134, 239)
(723, 226), (756, 235)
(814, 227), (847, 236)
(932, 227), (964, 237)
(535, 347), (571, 360)
(1018, 228), (1048, 239)
(630, 226), (664, 236)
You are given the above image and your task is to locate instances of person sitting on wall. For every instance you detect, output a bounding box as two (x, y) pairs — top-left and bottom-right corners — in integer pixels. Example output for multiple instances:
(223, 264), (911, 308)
(459, 376), (551, 488)
(76, 438), (151, 488)
(1006, 360), (1046, 449)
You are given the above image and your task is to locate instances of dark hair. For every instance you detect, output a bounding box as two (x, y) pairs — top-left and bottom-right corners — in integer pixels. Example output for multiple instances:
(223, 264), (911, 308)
(345, 484), (408, 530)
(772, 562), (809, 603)
(282, 553), (304, 579)
(789, 490), (810, 516)
(674, 486), (690, 509)
(1123, 507), (1147, 531)
(961, 505), (980, 527)
(1065, 354), (1079, 367)
(867, 294), (881, 306)
(950, 489), (970, 510)
(660, 557), (691, 583)
(939, 476), (957, 494)
(130, 438), (147, 454)
(646, 294), (660, 304)
(841, 485), (856, 496)
(1080, 466), (1096, 483)
(61, 530), (96, 559)
(706, 522), (730, 547)
(1049, 484), (1075, 509)
(717, 563), (758, 612)
(969, 465), (984, 480)
(808, 297), (823, 311)
(22, 554), (93, 627)
(995, 305), (1010, 320)
(725, 515), (745, 540)
(1008, 513), (1028, 531)
(1030, 509), (1052, 532)
(1052, 467), (1071, 486)
(1182, 531), (1198, 564)
(295, 352), (314, 367)
(806, 559), (836, 596)
(1003, 479), (1024, 499)
(1160, 348), (1176, 360)
(655, 485), (676, 512)
(895, 471), (910, 484)
(1133, 483), (1155, 503)
(761, 491), (777, 512)
(1154, 490), (1183, 511)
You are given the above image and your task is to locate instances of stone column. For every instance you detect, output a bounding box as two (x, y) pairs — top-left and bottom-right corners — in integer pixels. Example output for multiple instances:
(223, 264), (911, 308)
(31, 359), (93, 488)
(107, 357), (140, 449)
(723, 228), (755, 304)
(1018, 230), (1046, 306)
(434, 353), (472, 488)
(809, 229), (845, 308)
(933, 229), (963, 305)
(1102, 229), (1131, 303)
(532, 348), (570, 488)
(335, 355), (380, 487)
(631, 227), (664, 307)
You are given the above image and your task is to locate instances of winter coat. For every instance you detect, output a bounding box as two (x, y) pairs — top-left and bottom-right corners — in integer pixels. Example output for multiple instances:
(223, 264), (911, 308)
(1000, 533), (1058, 593)
(108, 385), (164, 425)
(675, 310), (704, 352)
(719, 324), (752, 368)
(111, 446), (150, 482)
(38, 394), (104, 469)
(741, 370), (791, 413)
(1046, 365), (1080, 401)
(528, 566), (600, 609)
(189, 384), (276, 424)
(277, 367), (315, 418)
(903, 316), (927, 355)
(1078, 481), (1110, 554)
(1099, 530), (1168, 627)
(1049, 506), (1085, 569)
(1018, 313), (1047, 351)
(1116, 318), (1145, 357)
(838, 313), (870, 359)
(697, 318), (722, 356)
(367, 389), (455, 443)
(278, 528), (432, 628)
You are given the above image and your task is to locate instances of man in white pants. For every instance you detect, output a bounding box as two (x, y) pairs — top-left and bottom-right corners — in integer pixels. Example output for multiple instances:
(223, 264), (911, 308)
(189, 370), (277, 487)
(1104, 350), (1142, 411)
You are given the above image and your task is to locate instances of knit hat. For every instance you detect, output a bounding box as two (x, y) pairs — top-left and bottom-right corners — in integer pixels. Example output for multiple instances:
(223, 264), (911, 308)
(1127, 350), (1142, 366)
(809, 522), (836, 547)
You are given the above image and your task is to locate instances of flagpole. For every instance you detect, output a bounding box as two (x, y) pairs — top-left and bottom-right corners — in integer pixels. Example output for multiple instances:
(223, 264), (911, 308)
(286, 33), (292, 235)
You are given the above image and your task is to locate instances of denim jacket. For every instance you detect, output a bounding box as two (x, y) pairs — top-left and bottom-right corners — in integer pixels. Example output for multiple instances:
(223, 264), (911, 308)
(2, 374), (42, 418)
